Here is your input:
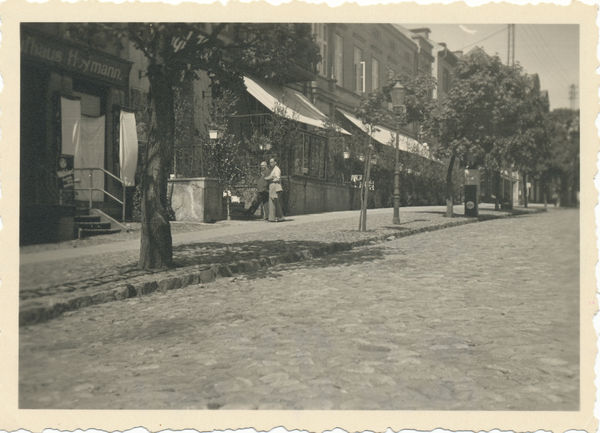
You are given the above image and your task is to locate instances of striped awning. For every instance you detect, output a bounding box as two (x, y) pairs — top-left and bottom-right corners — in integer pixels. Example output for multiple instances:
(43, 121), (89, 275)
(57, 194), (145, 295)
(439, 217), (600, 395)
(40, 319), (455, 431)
(244, 76), (350, 135)
(338, 109), (432, 158)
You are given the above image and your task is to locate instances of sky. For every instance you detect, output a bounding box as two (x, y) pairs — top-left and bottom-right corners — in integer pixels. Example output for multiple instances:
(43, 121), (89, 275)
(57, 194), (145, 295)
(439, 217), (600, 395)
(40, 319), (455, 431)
(404, 24), (579, 111)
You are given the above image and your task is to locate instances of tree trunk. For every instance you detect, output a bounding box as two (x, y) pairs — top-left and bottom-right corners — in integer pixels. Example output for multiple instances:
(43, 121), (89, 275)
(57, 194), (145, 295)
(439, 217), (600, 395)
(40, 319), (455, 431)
(358, 151), (369, 231)
(139, 64), (175, 269)
(226, 193), (232, 220)
(361, 146), (374, 231)
(522, 171), (529, 208)
(445, 154), (456, 218)
(494, 171), (501, 211)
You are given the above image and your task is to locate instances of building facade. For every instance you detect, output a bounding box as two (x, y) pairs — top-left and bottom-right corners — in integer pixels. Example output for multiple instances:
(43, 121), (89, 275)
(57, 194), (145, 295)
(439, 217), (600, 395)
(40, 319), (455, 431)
(20, 23), (146, 244)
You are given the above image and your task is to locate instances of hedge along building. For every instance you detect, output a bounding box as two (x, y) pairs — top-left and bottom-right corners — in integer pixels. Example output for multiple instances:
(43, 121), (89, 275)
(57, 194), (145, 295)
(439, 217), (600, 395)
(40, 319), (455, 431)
(20, 23), (150, 245)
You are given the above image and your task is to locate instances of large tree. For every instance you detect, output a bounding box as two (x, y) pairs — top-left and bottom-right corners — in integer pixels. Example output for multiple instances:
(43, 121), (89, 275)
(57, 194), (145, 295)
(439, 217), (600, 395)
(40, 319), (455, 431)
(498, 76), (551, 207)
(422, 48), (530, 217)
(129, 23), (319, 269)
(70, 23), (320, 269)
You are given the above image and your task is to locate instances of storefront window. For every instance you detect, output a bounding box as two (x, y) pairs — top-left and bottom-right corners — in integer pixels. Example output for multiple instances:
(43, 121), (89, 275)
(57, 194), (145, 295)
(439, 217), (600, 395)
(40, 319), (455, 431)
(294, 140), (304, 175)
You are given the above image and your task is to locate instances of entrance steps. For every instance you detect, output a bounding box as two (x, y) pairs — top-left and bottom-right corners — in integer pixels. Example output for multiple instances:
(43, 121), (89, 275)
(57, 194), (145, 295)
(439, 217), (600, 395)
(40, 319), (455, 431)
(75, 208), (127, 238)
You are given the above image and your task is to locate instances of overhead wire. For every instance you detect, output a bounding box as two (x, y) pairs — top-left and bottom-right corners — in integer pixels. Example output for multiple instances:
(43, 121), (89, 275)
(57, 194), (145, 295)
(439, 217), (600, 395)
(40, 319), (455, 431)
(458, 26), (507, 51)
(518, 25), (578, 108)
(519, 25), (576, 100)
(525, 25), (575, 83)
(517, 26), (565, 87)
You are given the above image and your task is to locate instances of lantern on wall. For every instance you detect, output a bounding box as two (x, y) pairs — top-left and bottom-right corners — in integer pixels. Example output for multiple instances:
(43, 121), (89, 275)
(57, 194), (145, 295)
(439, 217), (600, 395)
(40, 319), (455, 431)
(208, 126), (224, 140)
(390, 80), (406, 114)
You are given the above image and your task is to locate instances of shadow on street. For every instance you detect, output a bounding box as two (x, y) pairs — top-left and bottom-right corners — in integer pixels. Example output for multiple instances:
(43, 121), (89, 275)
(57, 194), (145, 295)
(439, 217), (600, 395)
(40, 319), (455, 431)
(172, 239), (382, 269)
(245, 245), (387, 279)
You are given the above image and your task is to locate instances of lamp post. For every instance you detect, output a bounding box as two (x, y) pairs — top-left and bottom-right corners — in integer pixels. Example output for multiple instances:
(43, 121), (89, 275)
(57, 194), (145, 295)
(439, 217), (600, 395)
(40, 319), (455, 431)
(204, 126), (225, 177)
(391, 79), (406, 225)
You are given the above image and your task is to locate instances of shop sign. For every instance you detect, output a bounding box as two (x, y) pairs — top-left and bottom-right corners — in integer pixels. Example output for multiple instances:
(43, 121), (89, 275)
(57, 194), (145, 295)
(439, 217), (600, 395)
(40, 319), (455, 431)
(22, 29), (132, 87)
(57, 155), (74, 189)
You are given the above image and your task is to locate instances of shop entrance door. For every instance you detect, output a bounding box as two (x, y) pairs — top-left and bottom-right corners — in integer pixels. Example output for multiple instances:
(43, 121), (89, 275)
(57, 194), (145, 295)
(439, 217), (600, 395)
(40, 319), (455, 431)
(73, 92), (105, 202)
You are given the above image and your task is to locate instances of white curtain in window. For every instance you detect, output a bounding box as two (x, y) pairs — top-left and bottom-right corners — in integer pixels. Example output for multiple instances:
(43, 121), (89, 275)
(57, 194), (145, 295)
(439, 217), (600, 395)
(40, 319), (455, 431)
(372, 58), (380, 91)
(119, 110), (139, 187)
(75, 115), (105, 202)
(60, 97), (81, 156)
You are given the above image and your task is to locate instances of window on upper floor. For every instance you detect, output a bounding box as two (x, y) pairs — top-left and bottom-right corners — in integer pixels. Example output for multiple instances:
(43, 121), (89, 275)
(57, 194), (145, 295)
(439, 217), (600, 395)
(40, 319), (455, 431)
(442, 67), (452, 93)
(354, 46), (364, 93)
(312, 24), (328, 76)
(371, 57), (380, 92)
(334, 34), (343, 84)
(386, 67), (396, 110)
(387, 67), (395, 83)
(390, 40), (396, 52)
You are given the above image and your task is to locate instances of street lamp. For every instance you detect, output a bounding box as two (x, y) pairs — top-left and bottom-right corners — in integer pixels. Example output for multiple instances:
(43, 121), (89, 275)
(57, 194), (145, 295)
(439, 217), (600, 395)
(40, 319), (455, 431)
(343, 148), (351, 185)
(208, 126), (224, 140)
(391, 79), (406, 225)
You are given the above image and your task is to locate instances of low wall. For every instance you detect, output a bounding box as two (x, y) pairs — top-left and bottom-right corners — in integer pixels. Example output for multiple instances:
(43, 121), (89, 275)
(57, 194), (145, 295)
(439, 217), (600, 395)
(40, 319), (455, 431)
(288, 177), (350, 215)
(168, 178), (223, 222)
(287, 177), (380, 215)
(349, 187), (378, 210)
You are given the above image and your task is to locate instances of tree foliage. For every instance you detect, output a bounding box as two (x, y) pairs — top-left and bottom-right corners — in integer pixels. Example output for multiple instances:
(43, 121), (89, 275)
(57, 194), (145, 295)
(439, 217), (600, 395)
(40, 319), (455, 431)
(424, 49), (528, 163)
(421, 48), (545, 216)
(202, 92), (245, 190)
(541, 108), (580, 206)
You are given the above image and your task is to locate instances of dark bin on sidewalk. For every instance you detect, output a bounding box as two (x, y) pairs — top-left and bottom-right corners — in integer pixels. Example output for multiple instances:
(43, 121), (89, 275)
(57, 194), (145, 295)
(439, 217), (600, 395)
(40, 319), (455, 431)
(464, 184), (478, 217)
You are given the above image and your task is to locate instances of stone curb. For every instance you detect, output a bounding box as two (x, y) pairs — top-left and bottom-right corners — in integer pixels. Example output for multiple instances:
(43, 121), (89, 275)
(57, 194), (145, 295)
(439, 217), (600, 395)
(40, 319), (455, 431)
(19, 209), (543, 327)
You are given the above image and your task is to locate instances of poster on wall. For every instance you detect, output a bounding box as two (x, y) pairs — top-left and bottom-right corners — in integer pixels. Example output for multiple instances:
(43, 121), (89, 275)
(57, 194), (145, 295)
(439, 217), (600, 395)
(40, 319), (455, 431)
(56, 154), (74, 189)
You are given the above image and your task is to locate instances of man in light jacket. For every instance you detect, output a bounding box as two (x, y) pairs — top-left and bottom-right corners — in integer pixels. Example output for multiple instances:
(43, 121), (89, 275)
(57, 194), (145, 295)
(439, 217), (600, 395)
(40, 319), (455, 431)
(264, 157), (285, 222)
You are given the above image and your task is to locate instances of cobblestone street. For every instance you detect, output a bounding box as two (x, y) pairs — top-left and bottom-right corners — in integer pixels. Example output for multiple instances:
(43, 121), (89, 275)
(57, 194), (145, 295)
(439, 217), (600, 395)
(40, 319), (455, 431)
(19, 209), (579, 410)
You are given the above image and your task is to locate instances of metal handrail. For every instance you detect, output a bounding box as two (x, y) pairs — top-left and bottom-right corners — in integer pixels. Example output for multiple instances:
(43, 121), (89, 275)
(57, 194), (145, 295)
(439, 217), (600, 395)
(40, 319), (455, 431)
(74, 167), (127, 221)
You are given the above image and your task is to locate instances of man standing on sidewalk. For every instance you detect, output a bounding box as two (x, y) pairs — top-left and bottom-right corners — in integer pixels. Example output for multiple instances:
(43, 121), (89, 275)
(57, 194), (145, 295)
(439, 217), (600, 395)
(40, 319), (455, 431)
(265, 157), (285, 222)
(245, 161), (271, 219)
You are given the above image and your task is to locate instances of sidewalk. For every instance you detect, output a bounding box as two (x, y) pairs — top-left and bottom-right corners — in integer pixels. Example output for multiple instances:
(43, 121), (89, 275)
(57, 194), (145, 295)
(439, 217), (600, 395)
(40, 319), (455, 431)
(20, 204), (545, 326)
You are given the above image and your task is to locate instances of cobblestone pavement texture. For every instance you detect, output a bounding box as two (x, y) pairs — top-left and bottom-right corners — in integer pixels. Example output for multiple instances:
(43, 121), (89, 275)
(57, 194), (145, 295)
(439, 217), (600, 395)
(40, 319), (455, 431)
(20, 206), (544, 326)
(19, 208), (579, 410)
(20, 207), (483, 324)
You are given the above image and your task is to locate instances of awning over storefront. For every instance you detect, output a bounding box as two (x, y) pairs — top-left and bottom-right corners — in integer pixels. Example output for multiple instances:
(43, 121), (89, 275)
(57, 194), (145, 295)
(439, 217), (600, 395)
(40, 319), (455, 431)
(338, 109), (432, 158)
(244, 76), (350, 135)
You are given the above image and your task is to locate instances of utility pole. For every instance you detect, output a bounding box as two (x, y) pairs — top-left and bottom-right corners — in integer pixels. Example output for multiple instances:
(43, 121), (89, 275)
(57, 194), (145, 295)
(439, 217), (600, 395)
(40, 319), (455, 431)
(569, 84), (578, 110)
(507, 24), (515, 66)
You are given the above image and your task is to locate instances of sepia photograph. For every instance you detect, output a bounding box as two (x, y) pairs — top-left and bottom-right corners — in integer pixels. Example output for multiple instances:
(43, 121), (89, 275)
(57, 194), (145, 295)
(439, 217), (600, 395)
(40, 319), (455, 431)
(17, 20), (582, 411)
(3, 1), (596, 431)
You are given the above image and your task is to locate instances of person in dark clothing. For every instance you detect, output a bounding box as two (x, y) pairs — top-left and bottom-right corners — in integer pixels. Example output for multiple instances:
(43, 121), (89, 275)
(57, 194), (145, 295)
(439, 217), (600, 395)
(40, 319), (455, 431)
(245, 161), (271, 219)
